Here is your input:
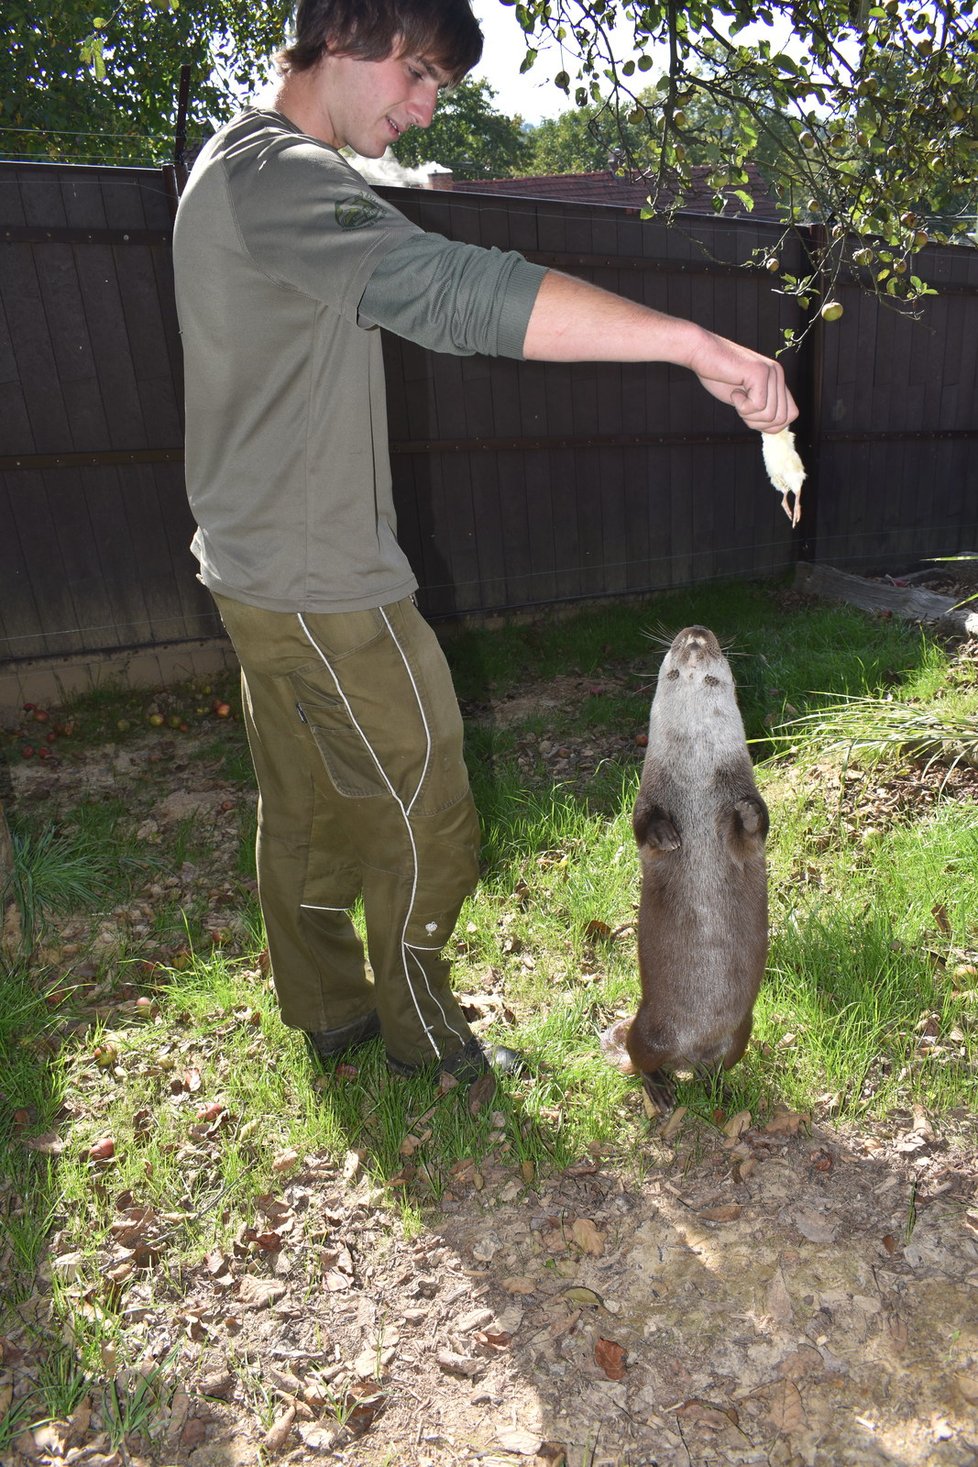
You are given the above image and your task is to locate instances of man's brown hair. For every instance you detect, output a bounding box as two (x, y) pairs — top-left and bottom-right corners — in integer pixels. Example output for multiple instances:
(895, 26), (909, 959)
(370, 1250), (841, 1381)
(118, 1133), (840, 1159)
(278, 0), (483, 85)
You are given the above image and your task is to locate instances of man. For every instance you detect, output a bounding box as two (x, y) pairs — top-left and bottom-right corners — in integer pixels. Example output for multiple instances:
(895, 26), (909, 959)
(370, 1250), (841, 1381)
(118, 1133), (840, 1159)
(172, 0), (796, 1086)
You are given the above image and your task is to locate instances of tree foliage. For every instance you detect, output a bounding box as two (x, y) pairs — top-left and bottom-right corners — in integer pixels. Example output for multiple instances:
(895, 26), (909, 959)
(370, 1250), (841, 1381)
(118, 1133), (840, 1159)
(510, 0), (978, 312)
(391, 78), (531, 179)
(524, 66), (795, 179)
(0, 0), (290, 165)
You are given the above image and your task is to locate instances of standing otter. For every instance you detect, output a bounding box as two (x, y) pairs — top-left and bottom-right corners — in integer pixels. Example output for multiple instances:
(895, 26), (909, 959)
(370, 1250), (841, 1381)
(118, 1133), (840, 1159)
(608, 626), (768, 1113)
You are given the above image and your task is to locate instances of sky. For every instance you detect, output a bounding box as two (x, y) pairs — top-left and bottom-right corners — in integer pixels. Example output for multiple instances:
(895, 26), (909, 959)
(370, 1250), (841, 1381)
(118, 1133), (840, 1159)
(466, 1), (562, 123)
(466, 0), (648, 124)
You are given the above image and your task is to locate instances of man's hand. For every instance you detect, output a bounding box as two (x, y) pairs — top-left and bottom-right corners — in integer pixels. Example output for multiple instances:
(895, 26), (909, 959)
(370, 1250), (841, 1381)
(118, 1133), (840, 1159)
(688, 331), (797, 433)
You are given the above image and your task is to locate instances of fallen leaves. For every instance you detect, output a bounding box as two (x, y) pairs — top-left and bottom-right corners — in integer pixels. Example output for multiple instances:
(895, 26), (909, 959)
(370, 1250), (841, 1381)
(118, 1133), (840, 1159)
(262, 1403), (295, 1454)
(569, 1217), (604, 1255)
(436, 1347), (483, 1378)
(594, 1336), (627, 1380)
(237, 1275), (286, 1310)
(765, 1378), (808, 1435)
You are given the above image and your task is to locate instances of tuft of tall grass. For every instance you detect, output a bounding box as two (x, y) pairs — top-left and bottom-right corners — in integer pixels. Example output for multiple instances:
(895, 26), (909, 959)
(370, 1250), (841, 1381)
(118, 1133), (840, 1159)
(770, 692), (978, 779)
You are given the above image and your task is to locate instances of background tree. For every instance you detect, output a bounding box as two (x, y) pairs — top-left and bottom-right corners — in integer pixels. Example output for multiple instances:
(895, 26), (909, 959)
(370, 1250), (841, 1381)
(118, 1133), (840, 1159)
(390, 77), (531, 179)
(512, 0), (978, 313)
(0, 0), (290, 165)
(524, 101), (644, 173)
(522, 62), (795, 184)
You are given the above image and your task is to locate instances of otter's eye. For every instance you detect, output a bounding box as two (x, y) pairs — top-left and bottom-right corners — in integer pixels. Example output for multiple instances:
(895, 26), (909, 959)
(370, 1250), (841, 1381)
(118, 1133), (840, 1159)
(667, 668), (680, 680)
(704, 674), (720, 686)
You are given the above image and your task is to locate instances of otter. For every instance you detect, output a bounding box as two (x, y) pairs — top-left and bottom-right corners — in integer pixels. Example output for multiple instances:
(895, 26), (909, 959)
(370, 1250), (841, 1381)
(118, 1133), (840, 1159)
(607, 625), (769, 1113)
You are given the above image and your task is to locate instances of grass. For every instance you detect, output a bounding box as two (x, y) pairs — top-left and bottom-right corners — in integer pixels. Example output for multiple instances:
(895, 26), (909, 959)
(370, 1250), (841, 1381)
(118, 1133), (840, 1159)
(1, 576), (976, 1449)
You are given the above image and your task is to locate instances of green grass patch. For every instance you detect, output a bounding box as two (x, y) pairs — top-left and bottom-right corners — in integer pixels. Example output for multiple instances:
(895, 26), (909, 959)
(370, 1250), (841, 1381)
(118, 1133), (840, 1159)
(1, 579), (976, 1449)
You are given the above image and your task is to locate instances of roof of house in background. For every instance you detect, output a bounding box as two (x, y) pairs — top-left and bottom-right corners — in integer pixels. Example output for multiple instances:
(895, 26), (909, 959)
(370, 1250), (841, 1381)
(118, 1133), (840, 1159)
(438, 162), (783, 223)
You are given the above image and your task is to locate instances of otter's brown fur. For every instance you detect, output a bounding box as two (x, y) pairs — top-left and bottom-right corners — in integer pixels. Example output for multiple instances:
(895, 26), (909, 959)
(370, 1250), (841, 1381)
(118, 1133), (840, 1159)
(626, 625), (768, 1113)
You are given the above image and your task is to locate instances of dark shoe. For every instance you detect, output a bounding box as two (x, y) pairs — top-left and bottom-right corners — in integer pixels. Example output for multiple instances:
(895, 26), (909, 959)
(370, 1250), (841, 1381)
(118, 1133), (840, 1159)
(485, 1043), (527, 1076)
(386, 1037), (526, 1082)
(305, 1011), (381, 1063)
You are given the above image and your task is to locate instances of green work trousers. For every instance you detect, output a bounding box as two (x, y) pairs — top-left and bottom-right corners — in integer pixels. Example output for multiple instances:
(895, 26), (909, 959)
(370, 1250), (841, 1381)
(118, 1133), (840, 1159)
(213, 593), (481, 1070)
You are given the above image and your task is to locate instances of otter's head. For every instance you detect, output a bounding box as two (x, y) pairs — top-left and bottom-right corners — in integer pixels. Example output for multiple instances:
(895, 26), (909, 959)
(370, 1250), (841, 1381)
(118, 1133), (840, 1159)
(650, 626), (744, 743)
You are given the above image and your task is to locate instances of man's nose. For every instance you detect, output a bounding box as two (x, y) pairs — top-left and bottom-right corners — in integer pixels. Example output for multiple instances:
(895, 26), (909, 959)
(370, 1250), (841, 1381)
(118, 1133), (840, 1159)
(408, 83), (439, 129)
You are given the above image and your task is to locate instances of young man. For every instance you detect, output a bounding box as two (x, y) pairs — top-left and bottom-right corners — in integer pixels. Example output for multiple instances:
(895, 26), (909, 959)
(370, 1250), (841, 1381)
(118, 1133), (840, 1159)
(172, 0), (796, 1085)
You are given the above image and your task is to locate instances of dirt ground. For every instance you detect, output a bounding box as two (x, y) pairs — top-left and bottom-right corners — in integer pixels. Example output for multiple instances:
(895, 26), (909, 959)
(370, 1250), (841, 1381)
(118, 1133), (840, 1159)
(3, 670), (978, 1467)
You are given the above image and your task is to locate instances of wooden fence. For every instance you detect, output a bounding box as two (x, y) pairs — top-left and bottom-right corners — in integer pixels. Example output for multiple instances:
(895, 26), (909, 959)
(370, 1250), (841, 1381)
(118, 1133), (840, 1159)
(1, 159), (976, 670)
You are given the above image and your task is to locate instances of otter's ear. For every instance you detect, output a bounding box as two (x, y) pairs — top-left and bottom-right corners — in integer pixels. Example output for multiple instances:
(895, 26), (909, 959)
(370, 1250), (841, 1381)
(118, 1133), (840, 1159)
(633, 799), (681, 851)
(732, 794), (769, 841)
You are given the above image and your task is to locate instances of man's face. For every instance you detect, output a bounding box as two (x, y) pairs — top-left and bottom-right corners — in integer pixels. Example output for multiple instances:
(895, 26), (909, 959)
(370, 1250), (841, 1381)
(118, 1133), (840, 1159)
(309, 48), (449, 156)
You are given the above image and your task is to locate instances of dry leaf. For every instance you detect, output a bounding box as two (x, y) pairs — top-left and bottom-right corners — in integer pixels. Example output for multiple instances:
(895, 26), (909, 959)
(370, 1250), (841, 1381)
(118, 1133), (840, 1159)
(497, 1428), (542, 1455)
(501, 1275), (537, 1295)
(584, 919), (612, 941)
(594, 1337), (627, 1381)
(793, 1209), (837, 1244)
(436, 1348), (482, 1378)
(570, 1217), (605, 1255)
(766, 1265), (794, 1325)
(298, 1422), (342, 1451)
(698, 1203), (742, 1223)
(677, 1398), (740, 1430)
(766, 1379), (807, 1435)
(272, 1148), (300, 1173)
(763, 1108), (805, 1135)
(561, 1285), (603, 1309)
(952, 1371), (978, 1408)
(722, 1110), (752, 1141)
(467, 1070), (496, 1116)
(660, 1105), (688, 1142)
(238, 1275), (287, 1309)
(911, 1104), (936, 1142)
(262, 1405), (295, 1455)
(345, 1382), (385, 1436)
(24, 1131), (64, 1155)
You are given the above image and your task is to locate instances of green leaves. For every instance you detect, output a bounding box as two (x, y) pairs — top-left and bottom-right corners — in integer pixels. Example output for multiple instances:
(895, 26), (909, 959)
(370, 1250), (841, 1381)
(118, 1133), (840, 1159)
(3, 0), (292, 165)
(514, 0), (978, 315)
(391, 77), (531, 181)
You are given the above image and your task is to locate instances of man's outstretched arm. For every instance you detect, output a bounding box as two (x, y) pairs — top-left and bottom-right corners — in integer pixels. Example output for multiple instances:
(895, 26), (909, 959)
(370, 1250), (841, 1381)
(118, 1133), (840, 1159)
(522, 270), (797, 435)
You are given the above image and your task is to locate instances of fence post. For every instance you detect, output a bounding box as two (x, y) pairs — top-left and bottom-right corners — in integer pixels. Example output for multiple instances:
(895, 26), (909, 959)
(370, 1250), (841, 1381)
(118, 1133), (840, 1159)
(162, 64), (192, 218)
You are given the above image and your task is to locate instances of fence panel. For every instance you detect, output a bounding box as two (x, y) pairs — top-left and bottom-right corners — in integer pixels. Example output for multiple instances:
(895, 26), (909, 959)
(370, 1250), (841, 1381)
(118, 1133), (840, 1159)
(0, 163), (219, 664)
(1, 160), (976, 672)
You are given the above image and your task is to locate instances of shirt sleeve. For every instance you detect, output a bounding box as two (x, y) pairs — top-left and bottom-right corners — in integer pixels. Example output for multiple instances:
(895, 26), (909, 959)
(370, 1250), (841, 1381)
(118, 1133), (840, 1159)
(226, 134), (422, 321)
(358, 231), (547, 360)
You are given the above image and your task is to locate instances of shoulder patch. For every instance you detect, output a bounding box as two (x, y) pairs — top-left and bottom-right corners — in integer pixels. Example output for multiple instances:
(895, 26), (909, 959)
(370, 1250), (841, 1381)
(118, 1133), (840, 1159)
(335, 193), (386, 229)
